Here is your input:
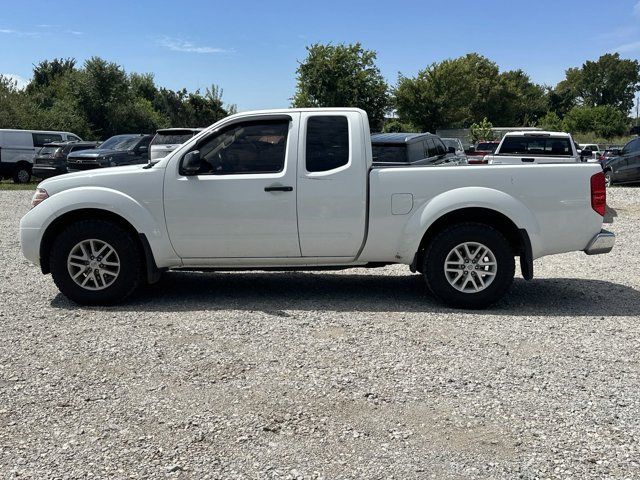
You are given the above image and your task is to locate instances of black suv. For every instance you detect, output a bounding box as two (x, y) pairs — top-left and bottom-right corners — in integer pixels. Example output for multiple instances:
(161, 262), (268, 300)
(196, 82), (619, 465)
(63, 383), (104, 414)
(602, 137), (640, 187)
(371, 133), (463, 166)
(66, 134), (153, 172)
(33, 141), (100, 179)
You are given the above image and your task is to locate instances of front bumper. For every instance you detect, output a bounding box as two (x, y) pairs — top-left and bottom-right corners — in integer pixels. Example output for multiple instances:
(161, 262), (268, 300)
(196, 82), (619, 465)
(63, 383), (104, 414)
(33, 165), (66, 179)
(584, 229), (615, 255)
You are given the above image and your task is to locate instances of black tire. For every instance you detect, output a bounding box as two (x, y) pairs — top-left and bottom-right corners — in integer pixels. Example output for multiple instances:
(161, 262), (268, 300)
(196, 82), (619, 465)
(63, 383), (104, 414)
(604, 170), (613, 188)
(423, 223), (515, 309)
(13, 163), (32, 184)
(49, 220), (142, 305)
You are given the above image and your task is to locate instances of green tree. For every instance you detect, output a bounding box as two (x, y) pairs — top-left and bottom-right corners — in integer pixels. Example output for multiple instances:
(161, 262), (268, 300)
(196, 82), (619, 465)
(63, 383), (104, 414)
(498, 70), (548, 126)
(394, 53), (546, 131)
(538, 111), (564, 131)
(562, 105), (629, 138)
(554, 53), (640, 113)
(469, 117), (495, 143)
(381, 118), (419, 133)
(292, 43), (390, 130)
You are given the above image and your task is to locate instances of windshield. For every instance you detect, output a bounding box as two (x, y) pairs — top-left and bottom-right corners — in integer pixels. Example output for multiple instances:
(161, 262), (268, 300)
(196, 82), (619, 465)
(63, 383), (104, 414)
(99, 135), (140, 151)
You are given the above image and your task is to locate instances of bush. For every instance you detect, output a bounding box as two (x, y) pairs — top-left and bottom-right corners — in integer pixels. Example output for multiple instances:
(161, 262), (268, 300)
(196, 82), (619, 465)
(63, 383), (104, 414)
(469, 118), (495, 143)
(562, 105), (629, 138)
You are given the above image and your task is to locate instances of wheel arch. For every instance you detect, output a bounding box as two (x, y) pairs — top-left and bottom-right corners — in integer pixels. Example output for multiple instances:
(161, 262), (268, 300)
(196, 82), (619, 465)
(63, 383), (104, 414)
(39, 208), (160, 282)
(412, 207), (533, 279)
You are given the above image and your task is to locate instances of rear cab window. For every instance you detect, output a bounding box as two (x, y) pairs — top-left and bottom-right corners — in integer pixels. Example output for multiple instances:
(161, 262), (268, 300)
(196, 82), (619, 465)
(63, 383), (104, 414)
(306, 116), (350, 172)
(372, 144), (407, 163)
(499, 136), (574, 156)
(476, 142), (498, 152)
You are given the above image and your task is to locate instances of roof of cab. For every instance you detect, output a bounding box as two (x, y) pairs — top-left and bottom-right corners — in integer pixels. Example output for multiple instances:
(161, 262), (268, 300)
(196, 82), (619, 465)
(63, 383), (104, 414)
(371, 132), (433, 144)
(504, 131), (571, 138)
(156, 128), (205, 134)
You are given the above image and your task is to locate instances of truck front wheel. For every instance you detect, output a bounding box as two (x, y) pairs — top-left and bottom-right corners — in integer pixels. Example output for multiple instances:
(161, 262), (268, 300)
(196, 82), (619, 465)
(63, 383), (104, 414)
(424, 223), (515, 309)
(49, 220), (142, 305)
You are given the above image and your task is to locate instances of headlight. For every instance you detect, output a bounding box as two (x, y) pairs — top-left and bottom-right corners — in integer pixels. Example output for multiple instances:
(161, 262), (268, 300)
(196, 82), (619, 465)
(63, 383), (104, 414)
(31, 188), (49, 208)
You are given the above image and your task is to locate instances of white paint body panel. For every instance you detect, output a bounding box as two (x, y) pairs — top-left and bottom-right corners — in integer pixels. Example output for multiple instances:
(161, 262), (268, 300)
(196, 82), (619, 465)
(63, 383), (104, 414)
(296, 110), (368, 257)
(20, 109), (606, 273)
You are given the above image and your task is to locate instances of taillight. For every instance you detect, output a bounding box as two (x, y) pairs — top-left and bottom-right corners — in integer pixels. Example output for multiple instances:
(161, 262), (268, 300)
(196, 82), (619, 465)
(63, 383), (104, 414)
(590, 172), (606, 216)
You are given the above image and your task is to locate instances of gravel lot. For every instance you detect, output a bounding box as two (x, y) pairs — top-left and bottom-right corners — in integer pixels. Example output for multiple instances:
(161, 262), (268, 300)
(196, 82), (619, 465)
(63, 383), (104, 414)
(1, 188), (639, 479)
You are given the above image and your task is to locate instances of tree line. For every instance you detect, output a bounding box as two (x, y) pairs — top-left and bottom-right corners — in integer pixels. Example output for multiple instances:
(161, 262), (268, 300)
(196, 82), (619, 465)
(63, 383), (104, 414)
(292, 44), (640, 139)
(1, 47), (639, 140)
(0, 57), (235, 140)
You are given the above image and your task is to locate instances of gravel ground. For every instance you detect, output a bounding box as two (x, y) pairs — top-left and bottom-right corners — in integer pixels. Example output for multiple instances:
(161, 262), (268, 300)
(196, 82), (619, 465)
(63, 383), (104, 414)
(1, 188), (639, 479)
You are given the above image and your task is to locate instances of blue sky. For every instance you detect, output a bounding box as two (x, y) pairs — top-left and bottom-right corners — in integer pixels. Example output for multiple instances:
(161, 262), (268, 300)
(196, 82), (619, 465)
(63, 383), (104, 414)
(1, 0), (640, 111)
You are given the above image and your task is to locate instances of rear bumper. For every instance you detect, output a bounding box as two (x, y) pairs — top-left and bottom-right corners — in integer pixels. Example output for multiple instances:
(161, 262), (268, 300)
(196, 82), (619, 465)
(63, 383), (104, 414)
(584, 229), (615, 255)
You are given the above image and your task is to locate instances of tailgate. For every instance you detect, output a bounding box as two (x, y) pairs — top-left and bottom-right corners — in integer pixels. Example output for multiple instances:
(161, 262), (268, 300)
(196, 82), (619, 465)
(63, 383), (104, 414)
(489, 155), (577, 164)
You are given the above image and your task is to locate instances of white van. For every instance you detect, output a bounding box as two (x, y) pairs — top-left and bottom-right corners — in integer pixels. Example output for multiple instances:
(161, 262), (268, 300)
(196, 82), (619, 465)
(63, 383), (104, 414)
(0, 129), (82, 183)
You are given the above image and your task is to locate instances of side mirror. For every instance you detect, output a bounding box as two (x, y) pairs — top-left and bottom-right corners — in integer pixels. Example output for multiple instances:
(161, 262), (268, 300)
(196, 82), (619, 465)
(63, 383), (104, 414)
(181, 150), (201, 176)
(447, 146), (456, 154)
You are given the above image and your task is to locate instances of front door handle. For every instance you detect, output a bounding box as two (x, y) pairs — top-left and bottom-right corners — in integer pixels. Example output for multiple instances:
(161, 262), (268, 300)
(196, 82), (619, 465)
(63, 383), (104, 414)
(521, 157), (535, 163)
(264, 185), (293, 192)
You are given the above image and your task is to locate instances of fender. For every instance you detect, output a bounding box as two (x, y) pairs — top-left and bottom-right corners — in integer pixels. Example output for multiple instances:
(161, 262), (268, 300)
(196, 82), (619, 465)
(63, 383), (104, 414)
(20, 186), (180, 269)
(396, 186), (543, 262)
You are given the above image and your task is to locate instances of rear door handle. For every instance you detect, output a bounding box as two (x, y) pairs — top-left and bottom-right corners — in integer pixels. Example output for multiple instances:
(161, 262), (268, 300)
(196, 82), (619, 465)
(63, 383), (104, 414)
(521, 157), (535, 163)
(264, 185), (293, 192)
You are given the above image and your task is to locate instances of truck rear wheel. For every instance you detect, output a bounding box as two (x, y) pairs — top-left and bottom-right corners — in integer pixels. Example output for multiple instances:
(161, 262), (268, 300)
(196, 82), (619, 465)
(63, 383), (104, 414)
(49, 220), (142, 305)
(424, 223), (514, 309)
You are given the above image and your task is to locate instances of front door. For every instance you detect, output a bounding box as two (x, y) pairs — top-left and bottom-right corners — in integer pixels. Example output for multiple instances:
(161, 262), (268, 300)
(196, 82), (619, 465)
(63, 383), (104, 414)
(617, 138), (640, 183)
(163, 114), (301, 259)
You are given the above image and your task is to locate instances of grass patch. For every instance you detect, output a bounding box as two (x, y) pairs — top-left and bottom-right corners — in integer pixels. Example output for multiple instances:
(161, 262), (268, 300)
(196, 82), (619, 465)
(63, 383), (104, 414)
(0, 180), (38, 191)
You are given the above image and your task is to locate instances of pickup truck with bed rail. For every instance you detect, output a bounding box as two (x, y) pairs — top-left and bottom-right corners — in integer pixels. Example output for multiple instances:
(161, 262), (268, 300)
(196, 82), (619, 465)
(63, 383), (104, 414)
(20, 108), (615, 308)
(486, 131), (581, 165)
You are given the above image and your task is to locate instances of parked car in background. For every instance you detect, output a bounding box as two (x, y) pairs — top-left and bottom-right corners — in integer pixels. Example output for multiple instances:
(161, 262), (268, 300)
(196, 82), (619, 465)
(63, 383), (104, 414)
(66, 134), (153, 172)
(486, 132), (580, 164)
(21, 108), (613, 309)
(579, 143), (603, 162)
(371, 133), (464, 166)
(441, 138), (468, 164)
(0, 129), (82, 183)
(33, 141), (100, 179)
(150, 128), (204, 162)
(598, 147), (622, 163)
(466, 141), (500, 164)
(601, 138), (640, 187)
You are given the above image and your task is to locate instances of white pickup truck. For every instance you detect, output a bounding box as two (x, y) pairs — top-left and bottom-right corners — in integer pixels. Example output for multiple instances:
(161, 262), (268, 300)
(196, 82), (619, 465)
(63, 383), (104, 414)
(20, 109), (614, 308)
(486, 131), (581, 165)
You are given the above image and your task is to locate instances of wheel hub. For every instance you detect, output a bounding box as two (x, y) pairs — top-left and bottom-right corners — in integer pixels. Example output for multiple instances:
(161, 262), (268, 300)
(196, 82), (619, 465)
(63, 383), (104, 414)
(67, 239), (120, 291)
(444, 241), (497, 293)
